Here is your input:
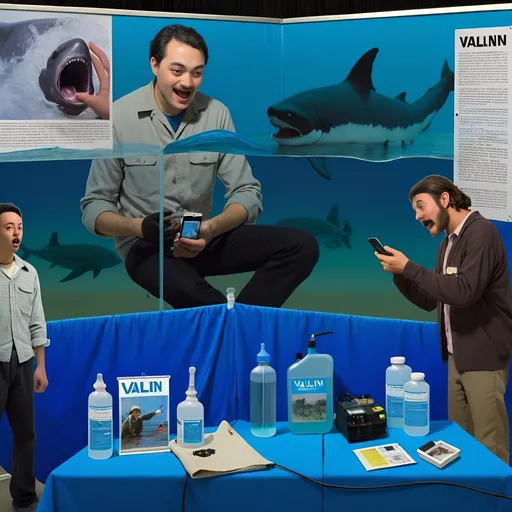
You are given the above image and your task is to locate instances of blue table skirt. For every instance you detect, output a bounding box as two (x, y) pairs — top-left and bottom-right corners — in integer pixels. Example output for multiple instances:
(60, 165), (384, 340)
(38, 420), (512, 512)
(323, 420), (512, 512)
(38, 420), (323, 512)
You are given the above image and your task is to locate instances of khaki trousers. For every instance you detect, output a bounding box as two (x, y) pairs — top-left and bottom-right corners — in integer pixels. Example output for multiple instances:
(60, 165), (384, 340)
(448, 355), (510, 464)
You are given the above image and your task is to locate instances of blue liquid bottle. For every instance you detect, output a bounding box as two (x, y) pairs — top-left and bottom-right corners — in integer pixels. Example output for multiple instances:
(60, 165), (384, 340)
(385, 356), (412, 428)
(404, 372), (430, 436)
(250, 343), (277, 437)
(287, 331), (334, 434)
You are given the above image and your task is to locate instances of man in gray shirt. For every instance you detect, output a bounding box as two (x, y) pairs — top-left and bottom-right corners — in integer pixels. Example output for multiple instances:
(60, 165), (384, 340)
(80, 25), (319, 309)
(0, 203), (49, 511)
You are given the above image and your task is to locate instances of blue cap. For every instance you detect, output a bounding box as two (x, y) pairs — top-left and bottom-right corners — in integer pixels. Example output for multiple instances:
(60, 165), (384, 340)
(257, 343), (270, 362)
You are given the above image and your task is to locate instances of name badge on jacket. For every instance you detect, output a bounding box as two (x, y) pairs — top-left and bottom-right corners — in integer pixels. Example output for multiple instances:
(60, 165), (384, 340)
(447, 267), (457, 275)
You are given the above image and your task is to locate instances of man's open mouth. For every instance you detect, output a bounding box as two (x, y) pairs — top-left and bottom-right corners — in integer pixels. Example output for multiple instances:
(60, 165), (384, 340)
(174, 89), (192, 100)
(12, 238), (20, 248)
(423, 220), (434, 230)
(58, 58), (91, 104)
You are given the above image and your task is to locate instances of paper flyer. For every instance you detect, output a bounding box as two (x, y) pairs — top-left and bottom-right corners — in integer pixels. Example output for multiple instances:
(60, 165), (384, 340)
(117, 375), (171, 455)
(353, 443), (416, 471)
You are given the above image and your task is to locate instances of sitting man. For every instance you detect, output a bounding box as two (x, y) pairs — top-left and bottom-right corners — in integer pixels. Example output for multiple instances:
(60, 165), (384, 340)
(80, 24), (319, 309)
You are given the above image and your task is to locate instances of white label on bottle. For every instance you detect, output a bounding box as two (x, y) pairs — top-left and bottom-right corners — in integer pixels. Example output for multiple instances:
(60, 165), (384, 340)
(89, 405), (112, 421)
(386, 384), (404, 398)
(89, 405), (112, 451)
(404, 391), (428, 402)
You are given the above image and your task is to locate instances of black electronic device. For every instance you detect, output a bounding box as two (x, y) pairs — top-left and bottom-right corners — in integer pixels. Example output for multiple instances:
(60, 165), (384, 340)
(368, 237), (392, 256)
(335, 393), (387, 443)
(179, 212), (202, 240)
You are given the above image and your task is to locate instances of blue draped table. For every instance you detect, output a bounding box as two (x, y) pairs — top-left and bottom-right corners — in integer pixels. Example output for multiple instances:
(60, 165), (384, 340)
(37, 420), (323, 512)
(323, 420), (512, 512)
(37, 419), (512, 512)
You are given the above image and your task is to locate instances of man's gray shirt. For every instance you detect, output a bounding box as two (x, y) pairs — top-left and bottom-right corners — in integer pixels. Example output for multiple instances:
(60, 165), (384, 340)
(80, 81), (263, 260)
(0, 255), (50, 364)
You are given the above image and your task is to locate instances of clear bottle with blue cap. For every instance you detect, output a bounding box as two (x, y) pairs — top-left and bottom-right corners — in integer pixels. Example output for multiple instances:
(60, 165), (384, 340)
(250, 343), (277, 438)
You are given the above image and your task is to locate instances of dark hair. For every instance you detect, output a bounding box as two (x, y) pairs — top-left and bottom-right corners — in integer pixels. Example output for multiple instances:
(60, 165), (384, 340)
(0, 203), (22, 217)
(409, 175), (471, 211)
(149, 24), (209, 65)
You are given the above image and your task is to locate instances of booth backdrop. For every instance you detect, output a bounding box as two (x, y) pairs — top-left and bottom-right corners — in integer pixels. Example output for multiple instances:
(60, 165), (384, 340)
(1, 6), (512, 322)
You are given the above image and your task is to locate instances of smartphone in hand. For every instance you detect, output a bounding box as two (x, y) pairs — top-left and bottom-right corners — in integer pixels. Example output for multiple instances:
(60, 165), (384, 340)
(368, 237), (393, 256)
(179, 213), (202, 240)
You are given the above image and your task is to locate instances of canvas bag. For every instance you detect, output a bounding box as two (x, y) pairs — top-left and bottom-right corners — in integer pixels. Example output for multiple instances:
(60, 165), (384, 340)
(169, 421), (273, 479)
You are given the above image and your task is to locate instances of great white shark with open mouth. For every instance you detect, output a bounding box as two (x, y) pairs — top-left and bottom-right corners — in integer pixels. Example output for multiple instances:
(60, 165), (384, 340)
(0, 18), (94, 116)
(267, 48), (454, 179)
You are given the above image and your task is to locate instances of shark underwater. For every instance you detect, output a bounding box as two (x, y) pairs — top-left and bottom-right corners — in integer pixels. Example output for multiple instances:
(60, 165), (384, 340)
(20, 231), (121, 283)
(267, 47), (454, 179)
(275, 205), (352, 249)
(0, 18), (94, 116)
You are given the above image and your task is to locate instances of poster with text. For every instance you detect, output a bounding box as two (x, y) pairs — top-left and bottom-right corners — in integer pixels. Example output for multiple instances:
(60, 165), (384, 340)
(454, 26), (512, 222)
(0, 9), (112, 152)
(118, 375), (171, 455)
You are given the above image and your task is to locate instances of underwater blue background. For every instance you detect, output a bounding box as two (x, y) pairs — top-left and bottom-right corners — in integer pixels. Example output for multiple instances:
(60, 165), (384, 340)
(2, 8), (512, 321)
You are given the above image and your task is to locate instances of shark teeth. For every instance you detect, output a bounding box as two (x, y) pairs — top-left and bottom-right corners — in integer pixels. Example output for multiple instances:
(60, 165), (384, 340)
(64, 58), (88, 67)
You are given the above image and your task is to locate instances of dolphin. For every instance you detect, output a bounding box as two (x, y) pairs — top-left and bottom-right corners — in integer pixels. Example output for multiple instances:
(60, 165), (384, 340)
(0, 18), (94, 116)
(20, 231), (121, 283)
(275, 205), (352, 249)
(267, 48), (454, 179)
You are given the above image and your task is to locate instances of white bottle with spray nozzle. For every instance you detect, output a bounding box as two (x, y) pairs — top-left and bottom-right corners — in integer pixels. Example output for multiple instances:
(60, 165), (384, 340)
(88, 373), (113, 460)
(177, 367), (204, 448)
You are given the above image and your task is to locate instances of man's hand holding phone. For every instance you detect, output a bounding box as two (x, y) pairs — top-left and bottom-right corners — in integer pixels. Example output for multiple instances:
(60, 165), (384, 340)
(369, 237), (409, 274)
(173, 214), (213, 259)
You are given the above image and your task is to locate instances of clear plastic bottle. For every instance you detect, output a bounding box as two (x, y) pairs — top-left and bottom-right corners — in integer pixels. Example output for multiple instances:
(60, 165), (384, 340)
(404, 372), (430, 436)
(88, 373), (113, 460)
(177, 367), (204, 448)
(250, 343), (277, 437)
(385, 356), (412, 428)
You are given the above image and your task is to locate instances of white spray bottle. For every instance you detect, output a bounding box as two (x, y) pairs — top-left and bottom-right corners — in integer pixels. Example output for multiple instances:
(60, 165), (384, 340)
(88, 373), (113, 460)
(177, 367), (204, 448)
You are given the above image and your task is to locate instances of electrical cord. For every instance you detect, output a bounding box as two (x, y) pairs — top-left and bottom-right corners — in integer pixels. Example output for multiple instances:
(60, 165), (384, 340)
(271, 462), (512, 499)
(181, 462), (512, 511)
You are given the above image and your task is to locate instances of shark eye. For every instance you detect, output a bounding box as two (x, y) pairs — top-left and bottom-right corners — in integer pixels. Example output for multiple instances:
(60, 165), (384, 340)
(287, 112), (294, 118)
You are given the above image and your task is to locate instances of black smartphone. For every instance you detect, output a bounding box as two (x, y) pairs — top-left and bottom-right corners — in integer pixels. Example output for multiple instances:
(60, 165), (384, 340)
(179, 213), (202, 240)
(368, 237), (392, 256)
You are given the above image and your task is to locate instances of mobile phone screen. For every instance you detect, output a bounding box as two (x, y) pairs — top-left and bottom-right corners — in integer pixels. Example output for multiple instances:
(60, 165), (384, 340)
(181, 220), (201, 239)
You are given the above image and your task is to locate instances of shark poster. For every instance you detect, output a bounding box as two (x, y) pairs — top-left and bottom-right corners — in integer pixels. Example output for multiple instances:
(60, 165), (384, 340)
(0, 8), (112, 152)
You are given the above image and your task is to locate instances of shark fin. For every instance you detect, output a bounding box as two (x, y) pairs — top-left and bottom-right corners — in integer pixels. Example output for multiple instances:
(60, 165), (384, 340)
(93, 269), (101, 279)
(47, 231), (59, 246)
(421, 119), (434, 133)
(342, 220), (353, 236)
(441, 59), (454, 92)
(340, 235), (352, 249)
(60, 269), (86, 283)
(307, 157), (331, 180)
(395, 92), (407, 102)
(344, 47), (379, 101)
(326, 205), (340, 227)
